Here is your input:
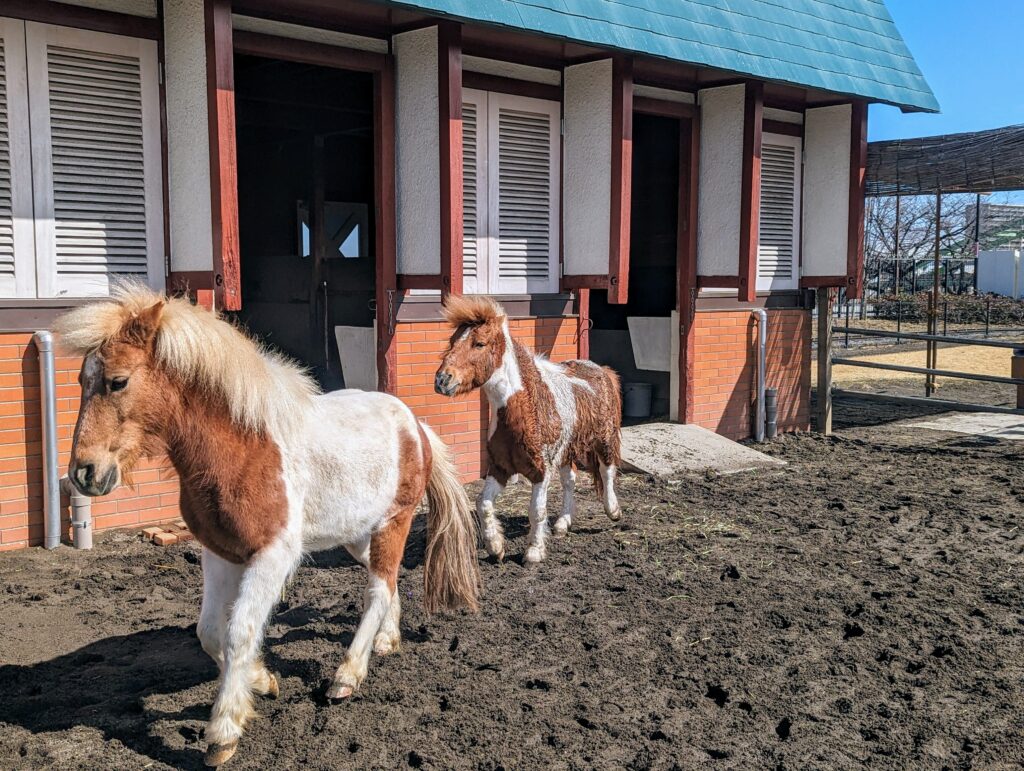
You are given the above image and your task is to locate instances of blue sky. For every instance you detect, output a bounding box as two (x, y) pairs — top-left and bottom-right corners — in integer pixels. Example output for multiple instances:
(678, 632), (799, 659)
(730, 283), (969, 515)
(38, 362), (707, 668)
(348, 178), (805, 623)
(869, 0), (1024, 141)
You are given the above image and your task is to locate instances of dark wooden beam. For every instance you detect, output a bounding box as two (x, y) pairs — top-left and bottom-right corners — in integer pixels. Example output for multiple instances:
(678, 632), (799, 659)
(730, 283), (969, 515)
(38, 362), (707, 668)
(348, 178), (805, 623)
(738, 81), (763, 303)
(763, 119), (802, 138)
(847, 101), (868, 300)
(397, 274), (442, 291)
(233, 30), (387, 72)
(697, 275), (740, 289)
(608, 56), (633, 305)
(205, 0), (241, 310)
(0, 0), (160, 38)
(438, 21), (463, 297)
(632, 96), (697, 119)
(576, 289), (590, 360)
(562, 274), (610, 290)
(462, 71), (560, 102)
(375, 59), (398, 393)
(678, 116), (700, 424)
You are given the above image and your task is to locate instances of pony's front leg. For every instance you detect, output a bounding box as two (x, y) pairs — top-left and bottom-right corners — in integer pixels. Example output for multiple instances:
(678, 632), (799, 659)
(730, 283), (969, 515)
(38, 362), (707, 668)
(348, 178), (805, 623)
(328, 507), (414, 700)
(524, 471), (552, 564)
(344, 536), (400, 657)
(552, 465), (576, 537)
(204, 539), (299, 767)
(477, 475), (506, 560)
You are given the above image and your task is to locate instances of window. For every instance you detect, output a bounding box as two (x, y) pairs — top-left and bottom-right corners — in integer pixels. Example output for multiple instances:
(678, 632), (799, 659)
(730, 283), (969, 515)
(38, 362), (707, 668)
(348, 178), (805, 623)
(462, 88), (560, 294)
(0, 19), (163, 299)
(757, 133), (802, 292)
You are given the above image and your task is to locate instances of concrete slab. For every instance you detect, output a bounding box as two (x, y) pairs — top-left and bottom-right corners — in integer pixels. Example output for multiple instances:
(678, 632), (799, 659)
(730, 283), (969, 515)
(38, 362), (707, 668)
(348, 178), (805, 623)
(620, 422), (785, 478)
(910, 412), (1024, 440)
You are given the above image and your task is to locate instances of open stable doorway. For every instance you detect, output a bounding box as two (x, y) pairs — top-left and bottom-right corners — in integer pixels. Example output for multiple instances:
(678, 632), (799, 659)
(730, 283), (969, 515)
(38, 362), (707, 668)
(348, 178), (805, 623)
(232, 53), (377, 391)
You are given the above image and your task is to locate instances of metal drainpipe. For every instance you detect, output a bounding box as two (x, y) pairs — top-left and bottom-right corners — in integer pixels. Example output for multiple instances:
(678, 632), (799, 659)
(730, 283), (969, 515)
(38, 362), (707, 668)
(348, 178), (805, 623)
(751, 309), (768, 442)
(61, 476), (93, 549)
(34, 331), (62, 549)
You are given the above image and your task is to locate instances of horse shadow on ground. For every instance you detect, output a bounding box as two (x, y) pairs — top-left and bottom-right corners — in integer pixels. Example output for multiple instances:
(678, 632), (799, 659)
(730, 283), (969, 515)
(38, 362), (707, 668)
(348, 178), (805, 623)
(0, 602), (363, 768)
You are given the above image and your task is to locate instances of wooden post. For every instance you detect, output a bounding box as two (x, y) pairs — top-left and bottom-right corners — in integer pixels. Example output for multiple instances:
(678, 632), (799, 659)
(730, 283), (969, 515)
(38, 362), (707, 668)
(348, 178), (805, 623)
(816, 286), (834, 434)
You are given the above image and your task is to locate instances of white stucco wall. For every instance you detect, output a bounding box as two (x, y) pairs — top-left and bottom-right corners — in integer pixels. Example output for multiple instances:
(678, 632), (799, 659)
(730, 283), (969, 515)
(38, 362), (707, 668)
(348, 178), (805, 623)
(802, 104), (851, 277)
(633, 84), (695, 104)
(563, 59), (612, 276)
(232, 15), (387, 53)
(163, 0), (213, 272)
(696, 84), (745, 278)
(394, 26), (440, 276)
(57, 0), (157, 16)
(463, 55), (560, 86)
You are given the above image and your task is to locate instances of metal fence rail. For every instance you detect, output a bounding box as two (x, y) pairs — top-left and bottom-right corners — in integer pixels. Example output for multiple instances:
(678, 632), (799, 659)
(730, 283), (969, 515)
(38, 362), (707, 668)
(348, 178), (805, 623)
(834, 326), (1023, 349)
(832, 357), (1024, 386)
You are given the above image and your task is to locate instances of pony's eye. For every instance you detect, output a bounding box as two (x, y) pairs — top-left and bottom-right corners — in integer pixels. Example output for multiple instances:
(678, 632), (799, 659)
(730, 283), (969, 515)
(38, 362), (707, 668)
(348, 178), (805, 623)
(473, 341), (487, 349)
(110, 377), (129, 392)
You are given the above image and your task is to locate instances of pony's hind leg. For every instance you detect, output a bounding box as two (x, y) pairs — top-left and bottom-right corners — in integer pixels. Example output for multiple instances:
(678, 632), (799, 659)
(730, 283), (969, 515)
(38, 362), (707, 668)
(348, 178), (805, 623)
(552, 465), (576, 536)
(599, 460), (621, 522)
(524, 471), (553, 563)
(344, 536), (400, 656)
(198, 548), (279, 700)
(477, 475), (506, 560)
(204, 538), (300, 766)
(328, 506), (413, 700)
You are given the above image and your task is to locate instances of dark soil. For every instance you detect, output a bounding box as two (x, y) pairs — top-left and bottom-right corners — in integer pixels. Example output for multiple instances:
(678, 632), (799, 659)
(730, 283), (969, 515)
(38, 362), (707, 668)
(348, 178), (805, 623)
(2, 397), (1023, 769)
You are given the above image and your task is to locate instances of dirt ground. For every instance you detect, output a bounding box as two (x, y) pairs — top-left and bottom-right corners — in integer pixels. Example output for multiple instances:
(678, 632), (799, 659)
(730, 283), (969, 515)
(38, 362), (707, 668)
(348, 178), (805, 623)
(2, 397), (1023, 770)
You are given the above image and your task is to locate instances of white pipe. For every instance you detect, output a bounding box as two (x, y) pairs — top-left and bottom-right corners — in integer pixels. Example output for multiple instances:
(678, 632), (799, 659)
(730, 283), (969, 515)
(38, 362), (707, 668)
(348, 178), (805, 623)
(751, 309), (767, 442)
(61, 476), (93, 550)
(34, 331), (61, 549)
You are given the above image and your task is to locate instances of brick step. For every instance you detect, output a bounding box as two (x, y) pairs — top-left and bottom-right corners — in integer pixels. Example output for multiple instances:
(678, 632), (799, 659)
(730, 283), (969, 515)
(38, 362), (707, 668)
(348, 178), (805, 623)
(141, 521), (193, 547)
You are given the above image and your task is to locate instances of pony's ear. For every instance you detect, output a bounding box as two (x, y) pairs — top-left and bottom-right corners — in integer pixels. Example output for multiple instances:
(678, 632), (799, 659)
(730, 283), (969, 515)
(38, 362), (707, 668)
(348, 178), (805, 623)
(122, 300), (165, 347)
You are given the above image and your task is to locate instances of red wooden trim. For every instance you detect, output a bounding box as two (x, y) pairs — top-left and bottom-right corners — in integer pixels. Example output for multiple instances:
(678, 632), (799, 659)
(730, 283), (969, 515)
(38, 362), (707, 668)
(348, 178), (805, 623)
(397, 274), (442, 291)
(462, 71), (560, 102)
(677, 117), (699, 425)
(561, 274), (609, 290)
(738, 81), (763, 303)
(763, 119), (802, 138)
(607, 56), (633, 305)
(205, 0), (241, 310)
(438, 21), (463, 297)
(232, 30), (388, 72)
(1, 0), (160, 39)
(375, 59), (398, 394)
(847, 101), (868, 300)
(632, 96), (697, 119)
(697, 275), (740, 289)
(576, 288), (590, 360)
(800, 275), (854, 288)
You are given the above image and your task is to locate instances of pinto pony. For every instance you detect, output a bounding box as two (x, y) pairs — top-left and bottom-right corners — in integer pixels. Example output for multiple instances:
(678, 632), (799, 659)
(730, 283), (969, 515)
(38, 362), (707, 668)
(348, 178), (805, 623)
(434, 296), (622, 563)
(56, 286), (479, 767)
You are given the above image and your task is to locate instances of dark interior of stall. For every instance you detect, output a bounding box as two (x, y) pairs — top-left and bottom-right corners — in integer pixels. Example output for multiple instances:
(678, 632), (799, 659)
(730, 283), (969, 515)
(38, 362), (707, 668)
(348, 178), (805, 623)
(232, 54), (375, 390)
(590, 112), (680, 418)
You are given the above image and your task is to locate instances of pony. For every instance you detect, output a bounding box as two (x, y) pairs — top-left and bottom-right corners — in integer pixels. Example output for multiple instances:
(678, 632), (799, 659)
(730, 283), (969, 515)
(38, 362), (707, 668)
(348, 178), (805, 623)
(434, 295), (622, 564)
(56, 285), (480, 767)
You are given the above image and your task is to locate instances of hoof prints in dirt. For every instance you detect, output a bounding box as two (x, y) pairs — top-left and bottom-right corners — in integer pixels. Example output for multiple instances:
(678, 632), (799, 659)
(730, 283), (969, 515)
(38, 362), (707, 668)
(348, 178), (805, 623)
(2, 417), (1024, 768)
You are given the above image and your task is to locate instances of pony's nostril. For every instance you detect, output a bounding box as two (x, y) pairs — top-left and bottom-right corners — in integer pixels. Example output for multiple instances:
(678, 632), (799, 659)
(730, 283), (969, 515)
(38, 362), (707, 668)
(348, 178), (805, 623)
(75, 463), (95, 488)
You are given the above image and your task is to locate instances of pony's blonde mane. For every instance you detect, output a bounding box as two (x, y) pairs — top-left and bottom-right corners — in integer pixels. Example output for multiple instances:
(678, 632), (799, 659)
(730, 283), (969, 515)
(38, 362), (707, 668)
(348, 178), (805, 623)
(441, 294), (505, 328)
(55, 283), (319, 439)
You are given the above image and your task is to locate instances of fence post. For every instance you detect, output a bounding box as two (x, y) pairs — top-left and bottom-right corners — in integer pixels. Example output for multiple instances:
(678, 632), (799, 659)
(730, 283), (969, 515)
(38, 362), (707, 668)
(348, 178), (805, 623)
(985, 296), (991, 338)
(817, 287), (833, 435)
(897, 298), (903, 344)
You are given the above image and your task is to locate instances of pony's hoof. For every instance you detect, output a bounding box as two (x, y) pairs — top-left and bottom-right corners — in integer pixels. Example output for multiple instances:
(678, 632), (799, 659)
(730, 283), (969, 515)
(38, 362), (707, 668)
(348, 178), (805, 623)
(326, 680), (357, 701)
(552, 518), (570, 537)
(373, 634), (400, 656)
(484, 537), (505, 561)
(524, 545), (545, 564)
(606, 507), (622, 522)
(204, 741), (238, 767)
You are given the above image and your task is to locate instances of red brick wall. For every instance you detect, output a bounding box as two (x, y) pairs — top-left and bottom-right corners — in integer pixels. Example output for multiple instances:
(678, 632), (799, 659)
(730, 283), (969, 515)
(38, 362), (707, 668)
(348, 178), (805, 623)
(0, 333), (180, 551)
(691, 309), (811, 440)
(394, 316), (579, 481)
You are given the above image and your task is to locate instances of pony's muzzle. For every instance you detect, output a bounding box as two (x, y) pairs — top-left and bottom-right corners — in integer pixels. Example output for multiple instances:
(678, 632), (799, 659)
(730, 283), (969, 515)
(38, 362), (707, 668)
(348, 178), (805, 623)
(434, 370), (459, 397)
(69, 461), (118, 497)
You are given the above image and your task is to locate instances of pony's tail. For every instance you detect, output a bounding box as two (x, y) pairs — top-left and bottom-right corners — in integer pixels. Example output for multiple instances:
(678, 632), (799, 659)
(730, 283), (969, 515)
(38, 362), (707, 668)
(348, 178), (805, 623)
(421, 423), (480, 614)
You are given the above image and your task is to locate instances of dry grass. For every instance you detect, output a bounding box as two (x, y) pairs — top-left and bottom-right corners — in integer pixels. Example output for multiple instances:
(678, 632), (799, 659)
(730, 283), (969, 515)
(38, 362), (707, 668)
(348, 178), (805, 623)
(832, 343), (1016, 385)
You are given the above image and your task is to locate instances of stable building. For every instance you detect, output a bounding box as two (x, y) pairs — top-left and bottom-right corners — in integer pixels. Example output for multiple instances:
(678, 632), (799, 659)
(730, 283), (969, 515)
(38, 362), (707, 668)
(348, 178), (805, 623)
(0, 0), (936, 548)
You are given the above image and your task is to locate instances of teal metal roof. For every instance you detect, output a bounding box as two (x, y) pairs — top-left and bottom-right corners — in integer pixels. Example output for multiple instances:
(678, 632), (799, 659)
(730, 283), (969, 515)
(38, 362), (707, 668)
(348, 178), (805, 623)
(382, 0), (938, 112)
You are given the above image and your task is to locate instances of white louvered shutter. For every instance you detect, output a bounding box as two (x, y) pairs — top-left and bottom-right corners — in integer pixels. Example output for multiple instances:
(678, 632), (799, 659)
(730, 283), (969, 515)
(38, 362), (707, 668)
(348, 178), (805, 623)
(757, 133), (801, 291)
(461, 89), (488, 294)
(488, 92), (560, 294)
(26, 23), (163, 298)
(0, 19), (35, 298)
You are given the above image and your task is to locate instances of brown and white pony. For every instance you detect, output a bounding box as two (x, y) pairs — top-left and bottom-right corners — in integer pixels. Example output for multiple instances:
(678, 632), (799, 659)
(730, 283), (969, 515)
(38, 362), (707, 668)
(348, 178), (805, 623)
(56, 285), (479, 767)
(434, 296), (622, 563)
